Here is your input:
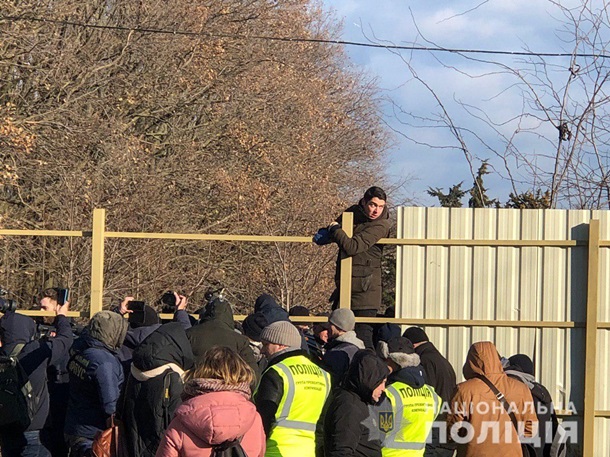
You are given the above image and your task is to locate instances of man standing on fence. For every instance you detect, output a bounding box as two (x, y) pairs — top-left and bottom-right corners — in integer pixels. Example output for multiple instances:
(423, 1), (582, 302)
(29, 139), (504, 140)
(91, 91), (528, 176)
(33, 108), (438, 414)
(314, 186), (391, 349)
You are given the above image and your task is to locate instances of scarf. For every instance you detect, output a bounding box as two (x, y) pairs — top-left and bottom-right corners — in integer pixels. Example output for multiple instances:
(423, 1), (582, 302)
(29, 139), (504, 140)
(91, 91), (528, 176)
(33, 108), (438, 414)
(181, 377), (251, 401)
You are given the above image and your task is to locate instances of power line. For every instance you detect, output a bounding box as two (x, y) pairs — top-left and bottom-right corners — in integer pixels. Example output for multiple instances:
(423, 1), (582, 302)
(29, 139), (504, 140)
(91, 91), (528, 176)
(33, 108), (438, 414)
(2, 14), (610, 60)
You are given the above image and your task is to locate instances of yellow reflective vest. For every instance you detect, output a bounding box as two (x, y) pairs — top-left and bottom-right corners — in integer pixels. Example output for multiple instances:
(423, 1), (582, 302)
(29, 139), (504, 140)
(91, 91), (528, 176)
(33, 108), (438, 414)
(382, 382), (441, 457)
(262, 355), (331, 457)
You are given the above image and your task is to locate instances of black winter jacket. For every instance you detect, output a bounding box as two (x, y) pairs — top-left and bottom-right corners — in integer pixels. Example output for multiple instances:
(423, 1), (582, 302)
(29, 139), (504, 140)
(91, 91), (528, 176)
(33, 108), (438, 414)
(332, 201), (391, 311)
(187, 298), (259, 380)
(120, 322), (195, 457)
(0, 312), (73, 432)
(413, 341), (457, 405)
(323, 350), (390, 457)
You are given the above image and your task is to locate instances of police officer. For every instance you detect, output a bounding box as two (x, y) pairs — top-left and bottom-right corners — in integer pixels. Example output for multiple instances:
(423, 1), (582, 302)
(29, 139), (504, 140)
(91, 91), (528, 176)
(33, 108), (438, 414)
(254, 321), (331, 457)
(377, 337), (441, 457)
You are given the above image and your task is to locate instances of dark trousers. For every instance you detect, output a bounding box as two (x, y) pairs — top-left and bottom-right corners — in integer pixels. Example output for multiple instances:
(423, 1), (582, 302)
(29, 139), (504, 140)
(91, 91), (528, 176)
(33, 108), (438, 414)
(0, 430), (51, 457)
(353, 309), (377, 350)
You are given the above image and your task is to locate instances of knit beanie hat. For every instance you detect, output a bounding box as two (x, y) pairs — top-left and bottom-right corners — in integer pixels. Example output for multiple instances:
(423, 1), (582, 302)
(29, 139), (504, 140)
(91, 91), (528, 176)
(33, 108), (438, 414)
(328, 308), (355, 332)
(242, 312), (269, 342)
(376, 337), (420, 368)
(402, 326), (429, 344)
(508, 354), (535, 376)
(260, 321), (302, 348)
(289, 306), (310, 317)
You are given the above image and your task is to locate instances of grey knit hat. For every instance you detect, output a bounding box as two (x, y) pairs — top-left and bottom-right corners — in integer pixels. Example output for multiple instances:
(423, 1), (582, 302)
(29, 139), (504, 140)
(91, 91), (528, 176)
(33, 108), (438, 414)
(260, 321), (302, 348)
(328, 308), (355, 332)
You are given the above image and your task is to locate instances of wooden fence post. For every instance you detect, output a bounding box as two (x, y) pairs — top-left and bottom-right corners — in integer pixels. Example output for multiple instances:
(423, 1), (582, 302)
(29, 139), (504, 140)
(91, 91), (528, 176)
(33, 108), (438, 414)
(90, 208), (106, 318)
(583, 218), (600, 456)
(339, 212), (353, 309)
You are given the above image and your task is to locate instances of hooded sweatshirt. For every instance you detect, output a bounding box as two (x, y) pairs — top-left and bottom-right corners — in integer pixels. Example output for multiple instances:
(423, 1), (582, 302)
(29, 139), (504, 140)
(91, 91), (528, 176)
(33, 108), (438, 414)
(186, 298), (259, 380)
(121, 323), (195, 457)
(447, 342), (538, 457)
(64, 311), (128, 440)
(323, 350), (390, 457)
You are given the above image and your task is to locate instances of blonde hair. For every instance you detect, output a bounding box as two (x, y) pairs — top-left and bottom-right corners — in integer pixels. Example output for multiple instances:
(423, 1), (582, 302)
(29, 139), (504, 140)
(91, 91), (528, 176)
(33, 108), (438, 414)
(187, 346), (254, 385)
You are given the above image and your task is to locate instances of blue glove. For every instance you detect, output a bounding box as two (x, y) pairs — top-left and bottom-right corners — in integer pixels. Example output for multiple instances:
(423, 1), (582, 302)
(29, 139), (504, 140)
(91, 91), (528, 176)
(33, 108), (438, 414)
(313, 227), (333, 245)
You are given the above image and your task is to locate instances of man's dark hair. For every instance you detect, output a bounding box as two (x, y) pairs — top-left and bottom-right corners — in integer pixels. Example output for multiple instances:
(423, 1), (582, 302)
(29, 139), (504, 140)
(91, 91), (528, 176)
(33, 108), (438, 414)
(363, 186), (387, 203)
(41, 288), (59, 301)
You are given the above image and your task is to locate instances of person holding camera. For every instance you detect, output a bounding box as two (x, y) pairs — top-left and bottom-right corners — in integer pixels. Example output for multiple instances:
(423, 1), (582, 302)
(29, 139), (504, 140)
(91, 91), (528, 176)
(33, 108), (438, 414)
(115, 293), (191, 369)
(0, 299), (73, 457)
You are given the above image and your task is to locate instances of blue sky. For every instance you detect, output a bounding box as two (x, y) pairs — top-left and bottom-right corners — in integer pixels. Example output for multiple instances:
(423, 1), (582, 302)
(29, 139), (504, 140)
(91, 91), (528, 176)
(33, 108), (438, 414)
(321, 1), (581, 206)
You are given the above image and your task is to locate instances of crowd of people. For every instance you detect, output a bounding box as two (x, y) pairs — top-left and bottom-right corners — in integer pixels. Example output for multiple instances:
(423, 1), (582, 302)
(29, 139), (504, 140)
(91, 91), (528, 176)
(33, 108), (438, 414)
(0, 287), (567, 457)
(0, 187), (567, 456)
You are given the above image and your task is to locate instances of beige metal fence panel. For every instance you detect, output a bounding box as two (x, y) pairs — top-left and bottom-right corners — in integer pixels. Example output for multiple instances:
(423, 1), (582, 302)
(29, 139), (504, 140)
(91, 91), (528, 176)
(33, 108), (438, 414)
(395, 207), (607, 456)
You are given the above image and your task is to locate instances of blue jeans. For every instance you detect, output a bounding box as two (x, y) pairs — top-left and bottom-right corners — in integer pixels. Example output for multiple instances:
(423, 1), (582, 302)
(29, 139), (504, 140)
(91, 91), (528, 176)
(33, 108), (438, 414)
(0, 430), (51, 457)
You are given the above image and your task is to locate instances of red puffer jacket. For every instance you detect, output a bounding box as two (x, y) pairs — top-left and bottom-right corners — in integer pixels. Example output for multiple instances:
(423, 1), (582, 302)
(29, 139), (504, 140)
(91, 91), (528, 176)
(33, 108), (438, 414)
(155, 390), (265, 457)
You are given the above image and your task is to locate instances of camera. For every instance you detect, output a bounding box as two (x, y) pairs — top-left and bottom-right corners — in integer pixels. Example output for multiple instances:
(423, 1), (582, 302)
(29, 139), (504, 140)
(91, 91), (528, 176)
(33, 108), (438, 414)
(204, 287), (225, 304)
(160, 291), (177, 314)
(0, 287), (17, 313)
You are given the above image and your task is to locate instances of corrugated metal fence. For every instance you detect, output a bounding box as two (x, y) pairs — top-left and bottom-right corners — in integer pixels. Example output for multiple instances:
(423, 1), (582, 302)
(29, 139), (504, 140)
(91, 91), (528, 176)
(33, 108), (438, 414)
(393, 207), (610, 457)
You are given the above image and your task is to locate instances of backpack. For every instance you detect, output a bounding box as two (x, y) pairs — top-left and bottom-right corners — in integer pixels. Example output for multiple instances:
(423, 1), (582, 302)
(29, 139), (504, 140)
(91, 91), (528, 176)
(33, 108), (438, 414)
(0, 344), (37, 430)
(211, 438), (247, 457)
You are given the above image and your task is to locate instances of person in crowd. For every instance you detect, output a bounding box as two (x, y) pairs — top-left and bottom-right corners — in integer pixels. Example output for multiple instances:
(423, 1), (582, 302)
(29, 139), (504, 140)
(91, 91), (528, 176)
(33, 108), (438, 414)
(447, 341), (538, 457)
(322, 308), (365, 384)
(373, 306), (401, 348)
(505, 354), (566, 457)
(64, 311), (128, 457)
(254, 321), (331, 457)
(120, 322), (195, 457)
(187, 295), (259, 380)
(254, 293), (290, 324)
(376, 337), (441, 457)
(156, 346), (265, 457)
(315, 186), (391, 349)
(116, 293), (191, 368)
(403, 327), (457, 456)
(0, 303), (73, 457)
(322, 349), (390, 457)
(37, 288), (74, 457)
(313, 319), (330, 347)
(241, 311), (270, 372)
(289, 305), (323, 358)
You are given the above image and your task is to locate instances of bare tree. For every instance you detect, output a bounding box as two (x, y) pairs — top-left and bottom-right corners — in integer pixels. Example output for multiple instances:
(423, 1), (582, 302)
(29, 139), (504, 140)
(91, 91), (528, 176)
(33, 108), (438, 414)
(0, 0), (389, 312)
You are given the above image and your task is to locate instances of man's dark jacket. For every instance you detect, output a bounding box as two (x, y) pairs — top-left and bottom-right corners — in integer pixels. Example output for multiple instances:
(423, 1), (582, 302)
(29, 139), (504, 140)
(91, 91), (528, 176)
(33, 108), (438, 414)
(64, 313), (127, 440)
(120, 322), (194, 457)
(186, 297), (259, 379)
(413, 341), (457, 404)
(0, 312), (73, 431)
(332, 201), (391, 311)
(322, 350), (390, 457)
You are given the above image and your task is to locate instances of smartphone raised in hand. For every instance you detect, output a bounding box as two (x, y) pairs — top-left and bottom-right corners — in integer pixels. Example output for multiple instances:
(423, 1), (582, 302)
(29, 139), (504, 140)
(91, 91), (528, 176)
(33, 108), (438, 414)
(57, 288), (70, 305)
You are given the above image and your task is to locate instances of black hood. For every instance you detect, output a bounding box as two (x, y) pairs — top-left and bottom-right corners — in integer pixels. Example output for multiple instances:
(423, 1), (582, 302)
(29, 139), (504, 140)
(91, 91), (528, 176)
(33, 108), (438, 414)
(389, 365), (426, 388)
(0, 311), (36, 348)
(199, 297), (235, 329)
(253, 293), (289, 324)
(132, 322), (195, 371)
(343, 349), (389, 404)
